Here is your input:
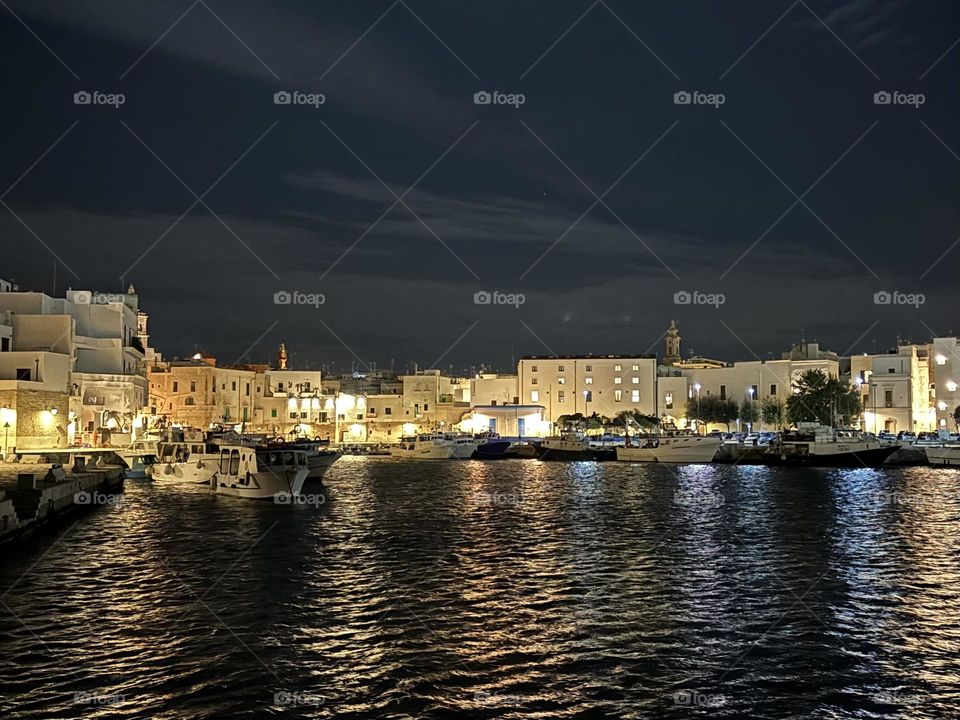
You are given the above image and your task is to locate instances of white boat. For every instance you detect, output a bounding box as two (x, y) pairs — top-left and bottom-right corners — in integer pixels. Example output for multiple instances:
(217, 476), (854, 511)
(617, 432), (722, 463)
(925, 445), (960, 467)
(390, 433), (478, 460)
(285, 439), (340, 480)
(213, 445), (310, 499)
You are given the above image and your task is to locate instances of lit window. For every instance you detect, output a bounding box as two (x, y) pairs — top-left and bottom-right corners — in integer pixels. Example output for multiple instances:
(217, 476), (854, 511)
(557, 377), (565, 385)
(936, 354), (947, 365)
(665, 392), (673, 409)
(631, 390), (640, 402)
(531, 390), (539, 402)
(632, 377), (639, 384)
(557, 391), (565, 403)
(948, 381), (958, 392)
(632, 364), (639, 371)
(614, 389), (622, 402)
(614, 377), (622, 385)
(614, 364), (622, 371)
(585, 377), (593, 385)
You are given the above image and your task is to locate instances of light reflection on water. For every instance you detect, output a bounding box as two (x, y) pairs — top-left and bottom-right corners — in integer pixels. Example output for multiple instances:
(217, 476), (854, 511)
(1, 458), (959, 718)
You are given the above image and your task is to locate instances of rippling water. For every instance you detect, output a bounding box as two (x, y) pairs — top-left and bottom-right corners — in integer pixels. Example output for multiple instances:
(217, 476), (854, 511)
(2, 458), (960, 718)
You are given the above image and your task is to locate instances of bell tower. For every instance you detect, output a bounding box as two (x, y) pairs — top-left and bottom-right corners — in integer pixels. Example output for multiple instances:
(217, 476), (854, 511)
(278, 342), (288, 370)
(664, 320), (681, 365)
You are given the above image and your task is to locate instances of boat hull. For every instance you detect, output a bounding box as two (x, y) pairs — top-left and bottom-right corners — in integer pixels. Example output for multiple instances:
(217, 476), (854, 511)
(616, 439), (721, 464)
(472, 440), (513, 459)
(305, 451), (339, 481)
(151, 458), (219, 484)
(761, 445), (899, 468)
(534, 446), (615, 462)
(925, 446), (960, 467)
(215, 468), (309, 499)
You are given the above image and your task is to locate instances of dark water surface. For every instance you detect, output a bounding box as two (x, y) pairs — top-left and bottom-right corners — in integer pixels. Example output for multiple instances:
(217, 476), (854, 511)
(2, 458), (960, 719)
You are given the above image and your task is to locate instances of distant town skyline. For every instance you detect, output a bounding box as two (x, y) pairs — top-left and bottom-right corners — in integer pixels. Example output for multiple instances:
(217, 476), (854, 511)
(2, 0), (958, 369)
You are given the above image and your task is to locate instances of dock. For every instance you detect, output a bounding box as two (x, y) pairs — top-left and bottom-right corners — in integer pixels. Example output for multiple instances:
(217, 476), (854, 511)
(0, 456), (125, 545)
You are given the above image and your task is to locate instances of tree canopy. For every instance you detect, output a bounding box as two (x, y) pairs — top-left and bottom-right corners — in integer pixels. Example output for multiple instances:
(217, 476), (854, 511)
(785, 369), (861, 426)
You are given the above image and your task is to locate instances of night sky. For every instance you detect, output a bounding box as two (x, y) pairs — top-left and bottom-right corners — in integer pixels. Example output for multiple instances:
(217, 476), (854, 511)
(2, 0), (958, 373)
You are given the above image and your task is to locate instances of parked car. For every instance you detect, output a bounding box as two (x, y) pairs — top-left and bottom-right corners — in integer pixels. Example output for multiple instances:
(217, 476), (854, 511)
(897, 431), (917, 444)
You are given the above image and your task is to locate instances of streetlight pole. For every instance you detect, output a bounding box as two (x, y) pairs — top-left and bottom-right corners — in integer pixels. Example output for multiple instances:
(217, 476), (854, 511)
(3, 421), (9, 459)
(748, 387), (755, 433)
(694, 383), (702, 435)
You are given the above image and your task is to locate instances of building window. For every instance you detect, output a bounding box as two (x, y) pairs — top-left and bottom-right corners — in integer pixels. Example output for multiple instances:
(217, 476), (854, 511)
(385, 407), (392, 415)
(614, 377), (622, 384)
(531, 390), (539, 402)
(185, 397), (195, 406)
(558, 365), (565, 372)
(584, 390), (592, 402)
(614, 389), (622, 402)
(632, 377), (639, 384)
(586, 365), (592, 371)
(631, 390), (640, 403)
(614, 364), (622, 371)
(16, 368), (30, 380)
(271, 409), (277, 418)
(190, 381), (196, 392)
(557, 391), (565, 403)
(719, 385), (727, 400)
(770, 384), (777, 396)
(585, 377), (593, 385)
(290, 412), (298, 419)
(301, 412), (308, 418)
(232, 381), (237, 391)
(172, 381), (178, 392)
(245, 383), (250, 396)
(212, 383), (216, 394)
(751, 385), (758, 397)
(531, 365), (538, 372)
(665, 392), (673, 410)
(557, 377), (565, 384)
(632, 364), (639, 371)
(885, 390), (893, 408)
(531, 378), (538, 385)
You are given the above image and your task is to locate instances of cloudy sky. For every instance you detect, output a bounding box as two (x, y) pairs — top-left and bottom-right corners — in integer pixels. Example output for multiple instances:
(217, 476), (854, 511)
(1, 0), (958, 373)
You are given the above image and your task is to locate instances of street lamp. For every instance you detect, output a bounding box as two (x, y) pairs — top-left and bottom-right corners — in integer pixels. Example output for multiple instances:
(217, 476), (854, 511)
(693, 384), (702, 434)
(3, 421), (9, 459)
(747, 387), (755, 433)
(855, 378), (865, 431)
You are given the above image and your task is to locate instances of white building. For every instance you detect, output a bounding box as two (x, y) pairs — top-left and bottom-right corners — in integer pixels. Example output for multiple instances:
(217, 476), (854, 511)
(932, 337), (960, 432)
(517, 355), (658, 421)
(849, 343), (934, 434)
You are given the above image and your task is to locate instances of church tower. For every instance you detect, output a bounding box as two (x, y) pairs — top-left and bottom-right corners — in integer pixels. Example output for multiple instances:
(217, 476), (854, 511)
(664, 320), (681, 366)
(278, 342), (288, 370)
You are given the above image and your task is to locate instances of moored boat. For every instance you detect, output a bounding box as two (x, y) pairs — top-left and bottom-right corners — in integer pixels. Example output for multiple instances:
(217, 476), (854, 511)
(761, 427), (900, 468)
(213, 445), (310, 499)
(534, 434), (614, 462)
(390, 433), (478, 460)
(616, 432), (721, 463)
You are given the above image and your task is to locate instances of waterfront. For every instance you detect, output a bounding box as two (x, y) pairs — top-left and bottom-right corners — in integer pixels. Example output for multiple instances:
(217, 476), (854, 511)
(3, 459), (960, 718)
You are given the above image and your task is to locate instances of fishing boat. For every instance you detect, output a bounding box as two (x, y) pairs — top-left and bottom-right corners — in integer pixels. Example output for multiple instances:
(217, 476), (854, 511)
(534, 433), (615, 462)
(616, 431), (721, 463)
(284, 438), (340, 481)
(761, 427), (899, 468)
(212, 445), (310, 499)
(924, 444), (960, 467)
(471, 432), (513, 459)
(390, 433), (478, 460)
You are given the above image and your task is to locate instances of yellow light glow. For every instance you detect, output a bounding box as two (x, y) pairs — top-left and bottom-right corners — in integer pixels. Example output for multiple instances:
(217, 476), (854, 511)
(288, 398), (298, 408)
(0, 407), (14, 425)
(192, 352), (202, 360)
(947, 381), (958, 392)
(311, 398), (320, 409)
(402, 423), (416, 435)
(936, 354), (947, 365)
(349, 423), (363, 436)
(938, 401), (948, 411)
(324, 398), (334, 410)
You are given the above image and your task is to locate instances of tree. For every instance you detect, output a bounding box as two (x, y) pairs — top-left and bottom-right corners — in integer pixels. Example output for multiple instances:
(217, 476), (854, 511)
(953, 405), (960, 431)
(739, 398), (758, 426)
(686, 395), (738, 431)
(761, 397), (787, 429)
(786, 369), (862, 427)
(555, 413), (585, 431)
